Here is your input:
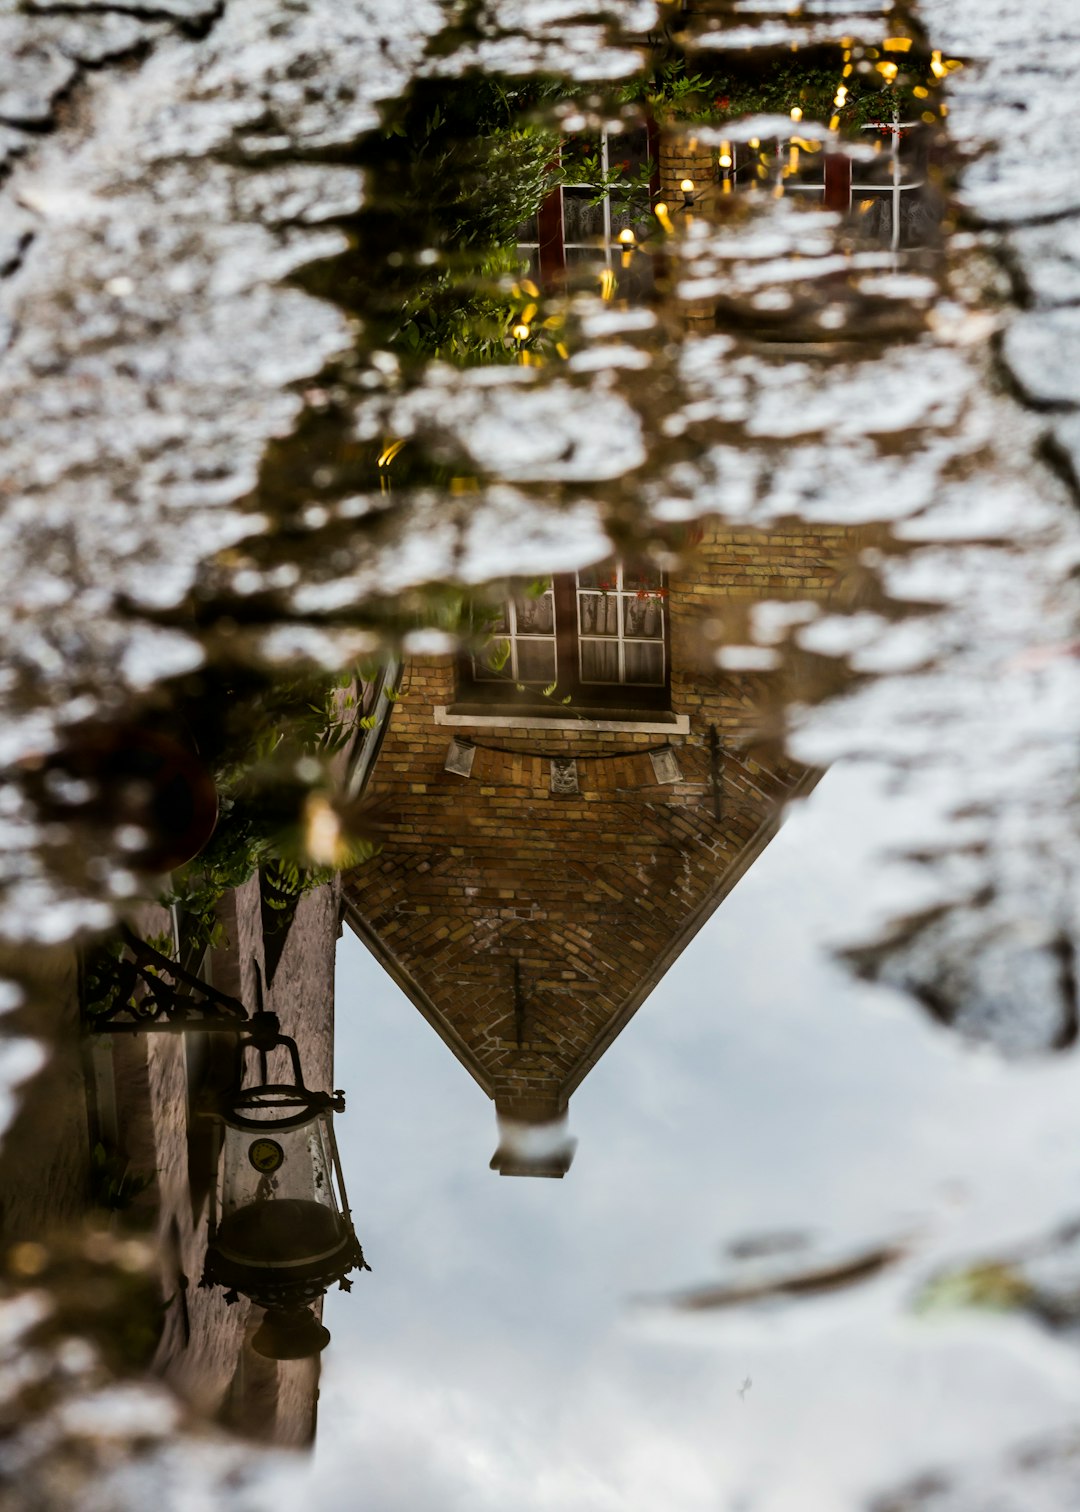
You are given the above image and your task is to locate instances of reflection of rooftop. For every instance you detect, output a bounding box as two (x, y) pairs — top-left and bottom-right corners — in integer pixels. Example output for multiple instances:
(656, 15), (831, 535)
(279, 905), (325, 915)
(344, 518), (883, 1171)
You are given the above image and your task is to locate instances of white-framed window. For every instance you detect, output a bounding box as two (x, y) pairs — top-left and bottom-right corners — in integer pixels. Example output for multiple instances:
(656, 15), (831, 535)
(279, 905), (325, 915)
(576, 564), (666, 686)
(473, 586), (557, 686)
(460, 567), (671, 712)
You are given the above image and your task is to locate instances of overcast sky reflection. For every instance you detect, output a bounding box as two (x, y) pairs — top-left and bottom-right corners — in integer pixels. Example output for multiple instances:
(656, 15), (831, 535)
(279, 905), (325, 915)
(317, 762), (1080, 1511)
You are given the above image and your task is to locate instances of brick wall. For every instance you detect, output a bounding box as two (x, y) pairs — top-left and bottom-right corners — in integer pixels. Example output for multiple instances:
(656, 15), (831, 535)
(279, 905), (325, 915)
(343, 516), (879, 1165)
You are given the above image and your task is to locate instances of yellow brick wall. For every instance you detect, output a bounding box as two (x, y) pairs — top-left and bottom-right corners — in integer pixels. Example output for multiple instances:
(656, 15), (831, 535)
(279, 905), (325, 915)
(344, 514), (877, 1127)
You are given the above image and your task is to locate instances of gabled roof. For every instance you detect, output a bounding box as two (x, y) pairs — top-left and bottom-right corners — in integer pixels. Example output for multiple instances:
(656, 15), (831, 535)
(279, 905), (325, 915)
(343, 676), (814, 1135)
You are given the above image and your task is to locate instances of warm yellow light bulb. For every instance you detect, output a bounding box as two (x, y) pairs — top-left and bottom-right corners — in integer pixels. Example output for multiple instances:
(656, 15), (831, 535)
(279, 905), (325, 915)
(790, 106), (803, 122)
(749, 137), (760, 149)
(680, 178), (695, 193)
(617, 227), (635, 245)
(718, 153), (732, 168)
(512, 323), (530, 341)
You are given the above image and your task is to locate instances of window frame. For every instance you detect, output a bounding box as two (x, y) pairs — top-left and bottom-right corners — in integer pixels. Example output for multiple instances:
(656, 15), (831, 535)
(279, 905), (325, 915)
(455, 569), (671, 716)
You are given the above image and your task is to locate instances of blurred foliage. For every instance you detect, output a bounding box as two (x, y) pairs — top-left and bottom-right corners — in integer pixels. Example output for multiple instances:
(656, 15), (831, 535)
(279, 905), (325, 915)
(164, 667), (388, 951)
(4, 1232), (165, 1374)
(629, 52), (942, 132)
(915, 1261), (1033, 1315)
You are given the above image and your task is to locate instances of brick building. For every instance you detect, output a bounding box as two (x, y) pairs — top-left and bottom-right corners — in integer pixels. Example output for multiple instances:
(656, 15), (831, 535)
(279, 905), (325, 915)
(344, 519), (878, 1174)
(0, 877), (346, 1446)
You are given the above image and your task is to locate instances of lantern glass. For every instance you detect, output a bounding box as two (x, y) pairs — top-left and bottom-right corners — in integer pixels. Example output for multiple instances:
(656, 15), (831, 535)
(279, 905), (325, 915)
(215, 1110), (344, 1271)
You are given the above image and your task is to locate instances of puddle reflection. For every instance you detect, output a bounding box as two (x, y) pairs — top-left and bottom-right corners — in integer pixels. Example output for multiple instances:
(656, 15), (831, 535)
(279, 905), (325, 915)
(3, 0), (1079, 1506)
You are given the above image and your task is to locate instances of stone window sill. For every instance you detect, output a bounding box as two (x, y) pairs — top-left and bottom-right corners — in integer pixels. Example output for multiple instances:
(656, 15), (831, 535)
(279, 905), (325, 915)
(434, 706), (689, 735)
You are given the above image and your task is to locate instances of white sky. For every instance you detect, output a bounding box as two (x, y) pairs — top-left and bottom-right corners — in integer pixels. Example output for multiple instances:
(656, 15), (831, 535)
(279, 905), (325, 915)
(310, 760), (1080, 1510)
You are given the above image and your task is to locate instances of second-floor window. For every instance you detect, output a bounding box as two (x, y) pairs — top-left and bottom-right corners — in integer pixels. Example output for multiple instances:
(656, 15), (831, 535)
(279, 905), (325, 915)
(459, 565), (670, 714)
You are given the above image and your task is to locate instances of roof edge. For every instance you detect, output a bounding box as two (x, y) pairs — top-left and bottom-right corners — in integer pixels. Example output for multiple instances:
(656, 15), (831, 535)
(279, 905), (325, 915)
(560, 768), (822, 1100)
(340, 897), (495, 1098)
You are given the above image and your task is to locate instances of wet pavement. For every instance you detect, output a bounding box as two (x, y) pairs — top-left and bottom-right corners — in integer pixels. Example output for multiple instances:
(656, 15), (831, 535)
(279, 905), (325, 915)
(3, 0), (1080, 1505)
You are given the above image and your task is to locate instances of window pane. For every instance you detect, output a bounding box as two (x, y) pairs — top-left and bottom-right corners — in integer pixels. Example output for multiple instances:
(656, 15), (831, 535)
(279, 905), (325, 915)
(513, 593), (554, 635)
(578, 593), (619, 636)
(624, 564), (662, 592)
(562, 189), (605, 244)
(517, 640), (556, 684)
(576, 564), (617, 591)
(623, 595), (664, 638)
(623, 640), (664, 685)
(580, 640), (620, 683)
(561, 134), (602, 182)
(473, 638), (510, 680)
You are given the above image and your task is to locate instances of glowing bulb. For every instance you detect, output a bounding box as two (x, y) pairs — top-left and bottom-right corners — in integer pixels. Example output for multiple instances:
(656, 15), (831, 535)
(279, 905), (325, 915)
(617, 227), (635, 245)
(834, 85), (848, 106)
(790, 106), (803, 122)
(680, 178), (695, 193)
(511, 323), (530, 341)
(718, 153), (732, 168)
(748, 137), (760, 149)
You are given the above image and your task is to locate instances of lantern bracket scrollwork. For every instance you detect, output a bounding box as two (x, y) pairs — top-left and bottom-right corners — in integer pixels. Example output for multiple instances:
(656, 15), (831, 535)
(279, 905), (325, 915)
(85, 925), (250, 1033)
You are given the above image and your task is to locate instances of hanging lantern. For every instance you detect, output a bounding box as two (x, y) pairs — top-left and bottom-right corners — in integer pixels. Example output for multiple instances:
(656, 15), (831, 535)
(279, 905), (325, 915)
(202, 1011), (369, 1360)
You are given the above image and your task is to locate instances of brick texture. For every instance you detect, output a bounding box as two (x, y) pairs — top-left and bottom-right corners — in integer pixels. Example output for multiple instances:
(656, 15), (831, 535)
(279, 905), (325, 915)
(343, 517), (881, 1149)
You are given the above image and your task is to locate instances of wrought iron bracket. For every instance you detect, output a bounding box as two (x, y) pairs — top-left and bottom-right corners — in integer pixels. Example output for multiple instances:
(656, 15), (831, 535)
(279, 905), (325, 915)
(86, 925), (251, 1034)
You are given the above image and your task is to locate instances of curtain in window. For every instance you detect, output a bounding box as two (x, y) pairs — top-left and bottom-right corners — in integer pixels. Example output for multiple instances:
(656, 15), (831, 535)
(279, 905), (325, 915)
(580, 640), (620, 683)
